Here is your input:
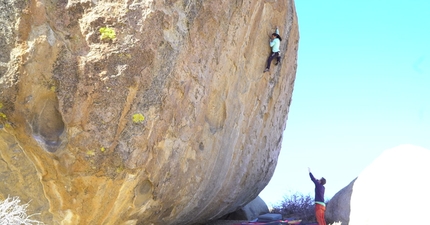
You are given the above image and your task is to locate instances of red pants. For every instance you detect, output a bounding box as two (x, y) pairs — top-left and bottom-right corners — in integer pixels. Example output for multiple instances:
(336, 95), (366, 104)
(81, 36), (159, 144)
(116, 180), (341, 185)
(315, 204), (326, 225)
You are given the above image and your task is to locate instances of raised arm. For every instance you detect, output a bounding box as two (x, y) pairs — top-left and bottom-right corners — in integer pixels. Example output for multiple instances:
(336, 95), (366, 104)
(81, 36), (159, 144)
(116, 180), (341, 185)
(308, 167), (318, 184)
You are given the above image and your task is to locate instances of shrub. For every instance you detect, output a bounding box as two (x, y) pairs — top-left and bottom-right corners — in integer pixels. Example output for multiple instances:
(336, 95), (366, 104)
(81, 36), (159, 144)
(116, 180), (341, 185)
(0, 196), (44, 225)
(271, 192), (315, 223)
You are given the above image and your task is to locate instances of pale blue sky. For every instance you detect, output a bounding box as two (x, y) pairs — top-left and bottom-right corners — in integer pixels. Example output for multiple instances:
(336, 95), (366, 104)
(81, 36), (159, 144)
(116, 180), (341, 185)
(260, 0), (430, 206)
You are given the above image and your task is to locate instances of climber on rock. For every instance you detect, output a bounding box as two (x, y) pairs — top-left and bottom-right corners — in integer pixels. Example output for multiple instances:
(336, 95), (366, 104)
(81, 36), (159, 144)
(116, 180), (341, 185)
(264, 28), (282, 73)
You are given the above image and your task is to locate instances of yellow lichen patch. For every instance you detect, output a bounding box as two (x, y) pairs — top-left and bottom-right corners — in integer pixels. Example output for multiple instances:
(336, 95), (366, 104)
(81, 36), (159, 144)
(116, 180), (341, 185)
(132, 113), (145, 123)
(0, 103), (4, 120)
(86, 150), (96, 156)
(116, 166), (124, 173)
(119, 53), (132, 59)
(99, 27), (116, 40)
(100, 147), (105, 152)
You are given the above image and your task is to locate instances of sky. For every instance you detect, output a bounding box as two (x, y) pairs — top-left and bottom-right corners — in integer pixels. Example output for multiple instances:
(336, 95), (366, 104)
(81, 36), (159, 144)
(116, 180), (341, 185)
(259, 0), (430, 207)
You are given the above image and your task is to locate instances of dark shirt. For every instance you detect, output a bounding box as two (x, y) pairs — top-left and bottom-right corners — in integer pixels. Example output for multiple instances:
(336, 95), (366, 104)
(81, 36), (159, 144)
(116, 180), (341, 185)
(309, 172), (325, 203)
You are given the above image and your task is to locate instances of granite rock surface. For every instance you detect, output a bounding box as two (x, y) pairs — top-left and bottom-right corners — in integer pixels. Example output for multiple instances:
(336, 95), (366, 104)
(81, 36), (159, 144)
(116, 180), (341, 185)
(0, 0), (299, 224)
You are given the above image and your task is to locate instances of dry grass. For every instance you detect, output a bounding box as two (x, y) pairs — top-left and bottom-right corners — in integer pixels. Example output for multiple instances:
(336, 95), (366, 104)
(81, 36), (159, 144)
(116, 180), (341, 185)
(0, 196), (44, 225)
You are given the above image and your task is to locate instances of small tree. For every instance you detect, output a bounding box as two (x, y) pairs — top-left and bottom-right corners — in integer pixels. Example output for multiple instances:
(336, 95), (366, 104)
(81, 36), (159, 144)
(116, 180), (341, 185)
(0, 196), (44, 225)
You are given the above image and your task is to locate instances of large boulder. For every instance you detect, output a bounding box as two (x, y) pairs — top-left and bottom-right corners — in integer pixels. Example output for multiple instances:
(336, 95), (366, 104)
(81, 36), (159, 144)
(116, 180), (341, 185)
(327, 145), (430, 225)
(326, 178), (356, 225)
(349, 145), (430, 225)
(0, 0), (299, 224)
(223, 196), (269, 221)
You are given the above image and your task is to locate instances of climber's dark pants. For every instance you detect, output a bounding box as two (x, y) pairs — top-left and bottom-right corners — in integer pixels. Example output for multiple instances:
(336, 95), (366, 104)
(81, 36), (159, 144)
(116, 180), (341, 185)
(265, 51), (280, 69)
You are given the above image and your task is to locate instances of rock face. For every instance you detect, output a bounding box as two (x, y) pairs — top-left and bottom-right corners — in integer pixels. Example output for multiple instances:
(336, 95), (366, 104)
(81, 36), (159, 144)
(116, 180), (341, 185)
(325, 178), (356, 225)
(0, 0), (299, 224)
(327, 145), (430, 225)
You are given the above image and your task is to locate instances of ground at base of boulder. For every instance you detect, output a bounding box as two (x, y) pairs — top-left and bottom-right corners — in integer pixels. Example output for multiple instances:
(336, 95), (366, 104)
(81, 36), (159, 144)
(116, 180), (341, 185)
(205, 220), (248, 225)
(205, 220), (313, 225)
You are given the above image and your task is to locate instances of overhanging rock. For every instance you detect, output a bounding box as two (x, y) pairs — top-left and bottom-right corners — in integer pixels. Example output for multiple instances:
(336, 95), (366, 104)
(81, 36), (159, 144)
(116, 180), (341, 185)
(0, 0), (299, 224)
